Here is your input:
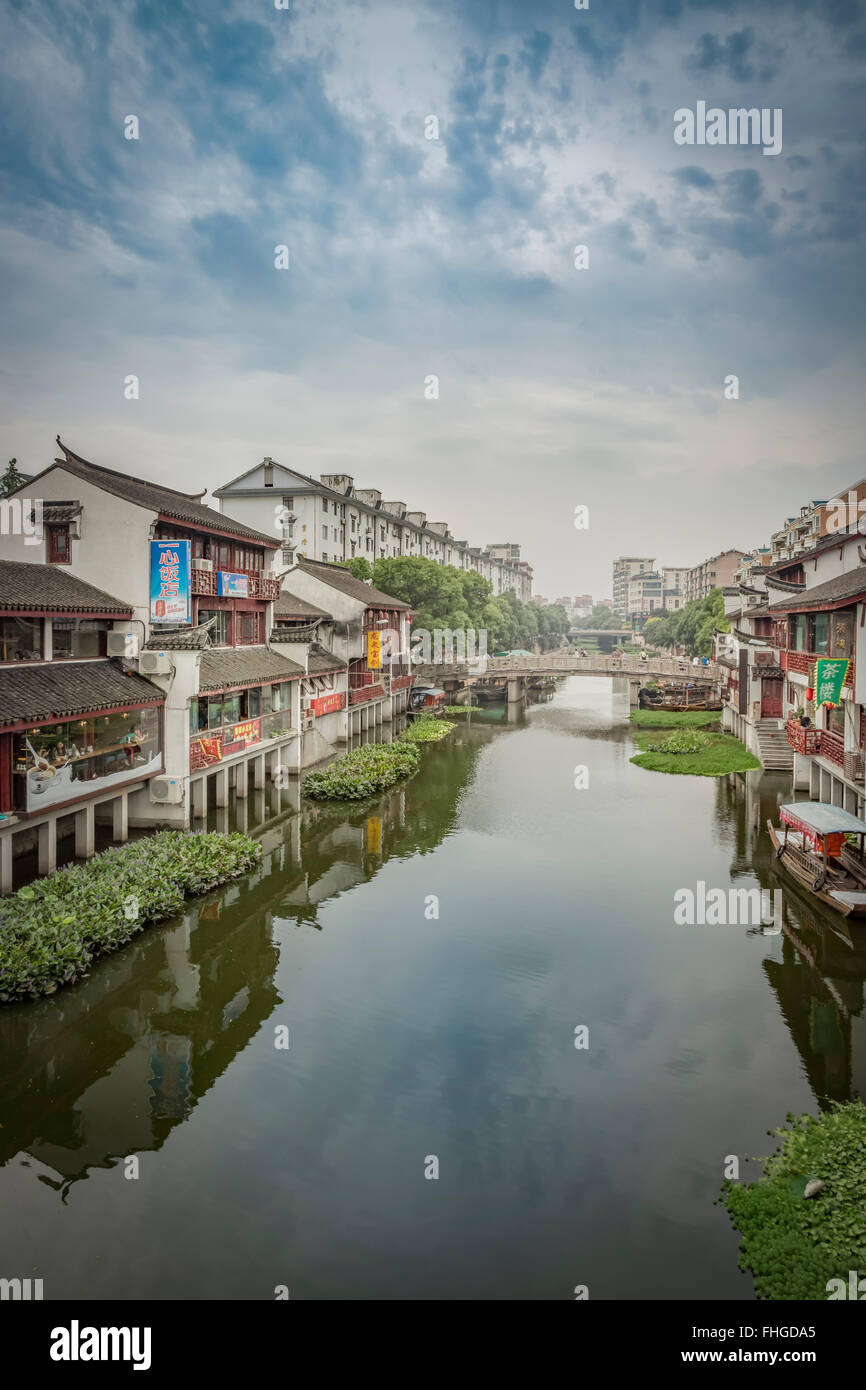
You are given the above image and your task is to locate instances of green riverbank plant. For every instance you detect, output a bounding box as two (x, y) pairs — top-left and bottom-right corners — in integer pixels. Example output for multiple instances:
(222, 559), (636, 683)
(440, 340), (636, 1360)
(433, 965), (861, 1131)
(629, 709), (721, 729)
(630, 728), (761, 776)
(400, 715), (455, 743)
(0, 831), (262, 1003)
(719, 1102), (866, 1300)
(302, 740), (420, 801)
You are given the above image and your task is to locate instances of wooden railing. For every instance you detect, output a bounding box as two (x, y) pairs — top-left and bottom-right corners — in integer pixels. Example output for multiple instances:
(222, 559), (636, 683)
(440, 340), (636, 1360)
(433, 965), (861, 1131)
(821, 729), (845, 768)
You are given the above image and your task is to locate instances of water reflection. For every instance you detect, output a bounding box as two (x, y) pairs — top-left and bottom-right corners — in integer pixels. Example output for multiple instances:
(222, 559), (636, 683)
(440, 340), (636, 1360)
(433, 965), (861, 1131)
(0, 729), (488, 1194)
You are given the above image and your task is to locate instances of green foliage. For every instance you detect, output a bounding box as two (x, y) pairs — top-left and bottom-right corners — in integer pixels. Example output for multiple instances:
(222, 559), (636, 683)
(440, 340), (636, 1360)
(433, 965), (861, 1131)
(572, 605), (621, 630)
(655, 729), (713, 755)
(0, 832), (262, 1003)
(629, 710), (722, 728)
(719, 1102), (866, 1300)
(630, 729), (761, 776)
(336, 557), (373, 581)
(643, 589), (729, 658)
(367, 556), (566, 651)
(302, 740), (420, 801)
(400, 715), (455, 743)
(0, 458), (25, 498)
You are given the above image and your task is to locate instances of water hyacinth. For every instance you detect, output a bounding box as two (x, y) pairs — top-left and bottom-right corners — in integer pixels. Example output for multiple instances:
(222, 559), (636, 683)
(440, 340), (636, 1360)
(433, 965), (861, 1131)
(303, 740), (420, 801)
(0, 831), (262, 1003)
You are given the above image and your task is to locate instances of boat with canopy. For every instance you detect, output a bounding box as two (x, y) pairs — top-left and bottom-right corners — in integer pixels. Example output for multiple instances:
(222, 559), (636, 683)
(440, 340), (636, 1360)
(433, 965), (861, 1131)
(767, 802), (866, 917)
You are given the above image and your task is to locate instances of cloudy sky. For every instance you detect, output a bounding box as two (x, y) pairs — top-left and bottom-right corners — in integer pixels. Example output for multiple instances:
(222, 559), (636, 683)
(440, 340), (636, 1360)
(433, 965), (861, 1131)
(1, 0), (864, 598)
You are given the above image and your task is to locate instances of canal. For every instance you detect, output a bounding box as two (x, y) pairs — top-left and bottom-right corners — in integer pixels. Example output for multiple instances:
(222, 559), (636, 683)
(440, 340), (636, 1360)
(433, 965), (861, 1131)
(1, 676), (863, 1300)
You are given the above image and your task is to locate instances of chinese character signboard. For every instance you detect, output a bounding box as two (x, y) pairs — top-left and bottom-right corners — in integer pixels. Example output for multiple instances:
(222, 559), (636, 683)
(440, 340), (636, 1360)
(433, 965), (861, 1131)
(311, 692), (343, 717)
(367, 631), (382, 669)
(150, 540), (191, 624)
(232, 719), (261, 748)
(217, 571), (250, 598)
(813, 658), (849, 708)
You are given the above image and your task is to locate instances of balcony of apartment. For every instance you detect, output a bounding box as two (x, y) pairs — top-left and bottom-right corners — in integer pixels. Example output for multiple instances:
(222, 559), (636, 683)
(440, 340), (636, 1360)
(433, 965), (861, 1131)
(348, 665), (386, 705)
(191, 562), (281, 601)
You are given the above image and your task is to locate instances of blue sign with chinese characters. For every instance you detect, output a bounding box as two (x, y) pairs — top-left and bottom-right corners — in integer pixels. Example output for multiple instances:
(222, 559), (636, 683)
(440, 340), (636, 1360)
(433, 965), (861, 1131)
(149, 540), (191, 624)
(217, 571), (249, 598)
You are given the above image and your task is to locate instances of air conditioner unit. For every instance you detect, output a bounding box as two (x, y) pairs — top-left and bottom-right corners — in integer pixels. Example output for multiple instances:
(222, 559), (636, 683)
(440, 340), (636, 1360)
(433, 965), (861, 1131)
(193, 558), (213, 571)
(107, 631), (140, 659)
(150, 777), (184, 805)
(139, 651), (172, 675)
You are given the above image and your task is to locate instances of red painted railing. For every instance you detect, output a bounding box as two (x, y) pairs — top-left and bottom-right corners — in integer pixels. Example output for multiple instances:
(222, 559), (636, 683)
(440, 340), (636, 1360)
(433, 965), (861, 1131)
(786, 720), (819, 754)
(821, 729), (845, 768)
(349, 684), (385, 706)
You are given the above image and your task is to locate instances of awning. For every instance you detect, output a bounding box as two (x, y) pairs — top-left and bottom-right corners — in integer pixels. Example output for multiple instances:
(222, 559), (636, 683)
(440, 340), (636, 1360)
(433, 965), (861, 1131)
(780, 802), (866, 837)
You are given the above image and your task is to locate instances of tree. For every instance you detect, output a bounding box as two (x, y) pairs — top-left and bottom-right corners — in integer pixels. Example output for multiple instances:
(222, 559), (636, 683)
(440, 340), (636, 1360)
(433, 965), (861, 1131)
(573, 604), (621, 630)
(0, 459), (25, 497)
(337, 557), (372, 581)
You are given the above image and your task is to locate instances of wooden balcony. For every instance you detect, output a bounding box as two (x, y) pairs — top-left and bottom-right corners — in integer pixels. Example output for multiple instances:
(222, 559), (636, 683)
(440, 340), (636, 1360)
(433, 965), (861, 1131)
(780, 648), (854, 685)
(349, 684), (385, 706)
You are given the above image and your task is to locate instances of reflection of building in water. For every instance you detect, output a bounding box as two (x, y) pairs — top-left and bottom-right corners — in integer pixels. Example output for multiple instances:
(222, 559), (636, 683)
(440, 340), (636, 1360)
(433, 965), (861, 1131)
(762, 892), (866, 1107)
(0, 727), (485, 1191)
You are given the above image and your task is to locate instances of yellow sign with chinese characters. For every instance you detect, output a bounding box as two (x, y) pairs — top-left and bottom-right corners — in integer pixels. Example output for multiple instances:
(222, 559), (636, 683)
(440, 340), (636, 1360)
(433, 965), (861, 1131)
(367, 631), (382, 669)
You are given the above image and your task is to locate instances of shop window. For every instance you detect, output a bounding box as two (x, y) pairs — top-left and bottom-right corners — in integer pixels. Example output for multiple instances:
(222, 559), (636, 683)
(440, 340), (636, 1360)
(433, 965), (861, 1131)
(215, 542), (232, 569)
(198, 610), (228, 644)
(831, 610), (854, 660)
(13, 706), (161, 812)
(236, 613), (259, 645)
(52, 619), (109, 659)
(0, 616), (42, 661)
(47, 524), (70, 564)
(223, 693), (242, 725)
(247, 687), (261, 718)
(207, 695), (224, 729)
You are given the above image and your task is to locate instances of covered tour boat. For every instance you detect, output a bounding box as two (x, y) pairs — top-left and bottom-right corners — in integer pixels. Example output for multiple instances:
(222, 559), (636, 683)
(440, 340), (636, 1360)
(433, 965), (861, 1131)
(767, 802), (866, 918)
(408, 686), (447, 716)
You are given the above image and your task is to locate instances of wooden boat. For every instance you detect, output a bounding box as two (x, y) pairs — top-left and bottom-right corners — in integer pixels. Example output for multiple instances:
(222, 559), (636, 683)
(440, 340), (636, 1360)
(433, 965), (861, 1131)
(767, 802), (866, 917)
(408, 686), (447, 717)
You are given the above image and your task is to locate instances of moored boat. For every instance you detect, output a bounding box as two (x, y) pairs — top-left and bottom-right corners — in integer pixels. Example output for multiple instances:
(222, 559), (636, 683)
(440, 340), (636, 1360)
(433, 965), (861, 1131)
(767, 802), (866, 918)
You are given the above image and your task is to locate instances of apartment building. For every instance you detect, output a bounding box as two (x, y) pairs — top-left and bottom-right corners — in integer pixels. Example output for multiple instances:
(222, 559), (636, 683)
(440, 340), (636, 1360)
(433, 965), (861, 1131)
(612, 558), (655, 617)
(683, 550), (746, 605)
(214, 460), (533, 603)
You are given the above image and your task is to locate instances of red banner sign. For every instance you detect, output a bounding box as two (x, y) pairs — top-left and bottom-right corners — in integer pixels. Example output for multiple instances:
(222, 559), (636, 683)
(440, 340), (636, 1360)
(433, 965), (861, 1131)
(232, 718), (261, 747)
(190, 736), (222, 770)
(312, 692), (343, 717)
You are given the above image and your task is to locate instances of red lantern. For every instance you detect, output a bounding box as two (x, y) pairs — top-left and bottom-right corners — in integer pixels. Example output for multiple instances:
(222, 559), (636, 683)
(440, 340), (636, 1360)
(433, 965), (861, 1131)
(806, 687), (814, 701)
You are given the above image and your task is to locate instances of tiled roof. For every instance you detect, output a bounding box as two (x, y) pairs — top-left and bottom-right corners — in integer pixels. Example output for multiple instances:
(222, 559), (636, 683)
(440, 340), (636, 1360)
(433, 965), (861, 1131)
(273, 592), (330, 620)
(0, 660), (164, 727)
(199, 645), (304, 692)
(144, 624), (212, 651)
(307, 643), (347, 674)
(767, 568), (866, 613)
(0, 559), (132, 613)
(38, 501), (82, 523)
(295, 558), (411, 610)
(39, 439), (279, 547)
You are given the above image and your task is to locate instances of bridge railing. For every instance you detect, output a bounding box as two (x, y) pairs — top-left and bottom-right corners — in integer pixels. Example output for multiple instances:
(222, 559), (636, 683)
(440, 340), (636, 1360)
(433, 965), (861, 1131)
(414, 656), (719, 679)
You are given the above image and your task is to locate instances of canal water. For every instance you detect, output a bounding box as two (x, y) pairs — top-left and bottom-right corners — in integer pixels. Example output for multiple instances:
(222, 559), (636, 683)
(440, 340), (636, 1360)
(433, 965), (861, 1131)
(1, 676), (863, 1300)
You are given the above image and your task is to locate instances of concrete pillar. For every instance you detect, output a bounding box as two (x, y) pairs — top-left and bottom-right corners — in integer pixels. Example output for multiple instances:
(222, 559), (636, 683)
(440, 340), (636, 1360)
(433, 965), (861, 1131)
(0, 832), (13, 895)
(192, 777), (206, 820)
(215, 767), (228, 807)
(38, 819), (57, 876)
(253, 753), (266, 789)
(112, 790), (129, 841)
(506, 675), (525, 704)
(844, 784), (858, 815)
(235, 758), (249, 798)
(75, 803), (95, 859)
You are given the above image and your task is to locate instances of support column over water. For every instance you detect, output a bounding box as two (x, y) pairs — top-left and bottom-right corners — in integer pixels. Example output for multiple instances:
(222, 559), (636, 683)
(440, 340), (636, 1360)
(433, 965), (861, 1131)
(113, 791), (129, 842)
(215, 767), (229, 807)
(235, 759), (249, 798)
(253, 753), (266, 790)
(191, 777), (206, 820)
(0, 833), (12, 895)
(75, 803), (95, 860)
(506, 676), (525, 704)
(38, 819), (57, 876)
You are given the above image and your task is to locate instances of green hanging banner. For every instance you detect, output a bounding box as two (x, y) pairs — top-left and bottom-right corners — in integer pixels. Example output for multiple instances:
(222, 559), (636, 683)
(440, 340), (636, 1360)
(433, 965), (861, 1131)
(813, 657), (849, 708)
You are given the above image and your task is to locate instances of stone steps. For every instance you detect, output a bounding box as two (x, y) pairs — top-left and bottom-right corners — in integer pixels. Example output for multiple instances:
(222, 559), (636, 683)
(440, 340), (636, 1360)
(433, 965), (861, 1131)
(755, 719), (794, 771)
